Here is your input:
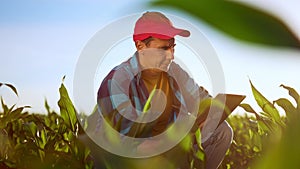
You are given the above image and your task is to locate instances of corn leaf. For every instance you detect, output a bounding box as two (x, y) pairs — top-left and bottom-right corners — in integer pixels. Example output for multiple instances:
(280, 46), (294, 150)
(280, 84), (300, 104)
(253, 113), (300, 169)
(274, 98), (297, 121)
(58, 83), (78, 132)
(0, 83), (19, 97)
(239, 103), (277, 134)
(1, 97), (10, 115)
(239, 103), (258, 117)
(250, 81), (282, 125)
(44, 99), (51, 115)
(195, 128), (202, 150)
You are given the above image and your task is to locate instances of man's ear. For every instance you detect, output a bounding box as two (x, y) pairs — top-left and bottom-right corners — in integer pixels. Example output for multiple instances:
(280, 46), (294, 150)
(135, 40), (146, 51)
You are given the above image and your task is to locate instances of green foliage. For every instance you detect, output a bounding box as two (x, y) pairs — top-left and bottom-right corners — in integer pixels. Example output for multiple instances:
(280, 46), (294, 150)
(151, 0), (300, 49)
(0, 83), (18, 96)
(58, 83), (79, 133)
(221, 115), (263, 169)
(221, 81), (300, 169)
(0, 82), (93, 169)
(251, 84), (300, 169)
(2, 80), (300, 169)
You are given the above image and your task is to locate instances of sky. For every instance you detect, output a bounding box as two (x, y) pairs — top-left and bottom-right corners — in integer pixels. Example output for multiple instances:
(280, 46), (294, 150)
(0, 0), (300, 115)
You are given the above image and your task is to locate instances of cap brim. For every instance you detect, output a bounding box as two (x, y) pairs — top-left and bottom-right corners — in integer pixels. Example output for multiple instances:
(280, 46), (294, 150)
(175, 28), (190, 37)
(152, 28), (190, 39)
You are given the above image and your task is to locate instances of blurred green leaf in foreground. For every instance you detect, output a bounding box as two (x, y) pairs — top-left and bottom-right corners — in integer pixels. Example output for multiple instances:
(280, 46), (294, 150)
(151, 0), (300, 49)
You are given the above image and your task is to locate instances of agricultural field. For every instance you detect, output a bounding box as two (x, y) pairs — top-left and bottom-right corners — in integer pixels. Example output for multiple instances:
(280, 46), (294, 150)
(1, 81), (299, 169)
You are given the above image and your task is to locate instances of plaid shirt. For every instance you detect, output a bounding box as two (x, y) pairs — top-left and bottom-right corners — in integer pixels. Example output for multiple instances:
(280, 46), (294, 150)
(97, 52), (210, 137)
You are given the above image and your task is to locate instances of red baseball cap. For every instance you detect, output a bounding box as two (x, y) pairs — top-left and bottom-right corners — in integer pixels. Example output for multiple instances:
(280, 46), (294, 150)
(133, 11), (190, 41)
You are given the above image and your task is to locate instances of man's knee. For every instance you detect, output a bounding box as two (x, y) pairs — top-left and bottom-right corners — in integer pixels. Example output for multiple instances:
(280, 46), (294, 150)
(202, 121), (233, 150)
(201, 121), (233, 169)
(217, 121), (233, 145)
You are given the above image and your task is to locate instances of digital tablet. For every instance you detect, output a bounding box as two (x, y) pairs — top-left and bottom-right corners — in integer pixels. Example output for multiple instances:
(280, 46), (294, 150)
(196, 93), (246, 127)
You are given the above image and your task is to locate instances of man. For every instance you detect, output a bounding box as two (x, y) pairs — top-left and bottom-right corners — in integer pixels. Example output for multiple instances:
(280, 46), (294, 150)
(96, 11), (233, 169)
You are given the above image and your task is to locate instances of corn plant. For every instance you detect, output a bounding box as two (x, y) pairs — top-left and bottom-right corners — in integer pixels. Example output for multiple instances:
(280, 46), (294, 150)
(0, 82), (93, 169)
(2, 80), (300, 169)
(220, 81), (300, 169)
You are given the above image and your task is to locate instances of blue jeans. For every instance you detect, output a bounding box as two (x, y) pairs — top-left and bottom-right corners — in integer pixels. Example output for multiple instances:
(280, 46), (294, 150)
(201, 121), (233, 169)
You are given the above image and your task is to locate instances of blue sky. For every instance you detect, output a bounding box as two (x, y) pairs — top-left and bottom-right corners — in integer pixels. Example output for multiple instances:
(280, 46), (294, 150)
(1, 0), (300, 115)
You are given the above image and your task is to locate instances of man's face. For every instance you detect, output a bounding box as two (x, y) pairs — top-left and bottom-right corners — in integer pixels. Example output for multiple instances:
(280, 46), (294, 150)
(138, 37), (175, 72)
